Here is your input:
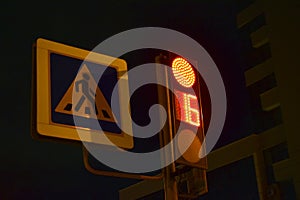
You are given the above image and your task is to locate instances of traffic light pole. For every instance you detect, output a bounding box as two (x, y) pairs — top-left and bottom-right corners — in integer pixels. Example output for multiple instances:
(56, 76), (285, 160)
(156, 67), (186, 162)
(162, 131), (178, 200)
(160, 108), (178, 200)
(156, 54), (178, 200)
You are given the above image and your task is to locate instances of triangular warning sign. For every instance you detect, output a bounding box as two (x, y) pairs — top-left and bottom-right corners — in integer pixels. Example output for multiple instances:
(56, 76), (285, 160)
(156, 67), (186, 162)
(55, 64), (115, 122)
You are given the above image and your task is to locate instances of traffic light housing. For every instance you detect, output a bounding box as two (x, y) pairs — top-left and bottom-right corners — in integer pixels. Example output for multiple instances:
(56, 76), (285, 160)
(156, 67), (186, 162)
(156, 52), (208, 169)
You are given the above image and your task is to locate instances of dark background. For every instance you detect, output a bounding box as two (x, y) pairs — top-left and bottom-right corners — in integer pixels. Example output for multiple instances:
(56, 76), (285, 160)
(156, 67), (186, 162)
(1, 0), (259, 199)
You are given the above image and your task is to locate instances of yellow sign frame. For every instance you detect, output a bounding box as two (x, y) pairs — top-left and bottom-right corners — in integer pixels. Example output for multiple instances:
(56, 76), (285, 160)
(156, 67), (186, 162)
(35, 38), (133, 149)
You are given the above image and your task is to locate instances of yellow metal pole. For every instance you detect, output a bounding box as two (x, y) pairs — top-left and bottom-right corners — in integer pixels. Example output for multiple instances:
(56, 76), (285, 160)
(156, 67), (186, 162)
(253, 151), (268, 200)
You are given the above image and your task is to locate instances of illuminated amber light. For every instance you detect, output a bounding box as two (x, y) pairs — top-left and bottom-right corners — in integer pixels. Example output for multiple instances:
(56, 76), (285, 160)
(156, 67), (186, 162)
(172, 57), (196, 88)
(175, 90), (200, 127)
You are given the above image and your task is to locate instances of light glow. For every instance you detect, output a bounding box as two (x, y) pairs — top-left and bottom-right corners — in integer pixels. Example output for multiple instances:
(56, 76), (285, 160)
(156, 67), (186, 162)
(172, 57), (196, 88)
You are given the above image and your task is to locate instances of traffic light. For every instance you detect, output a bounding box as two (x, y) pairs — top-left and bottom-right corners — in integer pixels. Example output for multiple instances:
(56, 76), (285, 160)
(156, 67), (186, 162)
(156, 52), (207, 169)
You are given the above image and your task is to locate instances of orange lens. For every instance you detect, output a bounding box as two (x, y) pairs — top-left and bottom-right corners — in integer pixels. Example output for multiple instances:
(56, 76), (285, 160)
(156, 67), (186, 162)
(172, 57), (196, 88)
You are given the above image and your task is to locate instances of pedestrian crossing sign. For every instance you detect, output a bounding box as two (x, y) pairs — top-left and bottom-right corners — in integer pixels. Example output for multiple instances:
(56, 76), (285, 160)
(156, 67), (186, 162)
(33, 38), (133, 149)
(55, 63), (115, 122)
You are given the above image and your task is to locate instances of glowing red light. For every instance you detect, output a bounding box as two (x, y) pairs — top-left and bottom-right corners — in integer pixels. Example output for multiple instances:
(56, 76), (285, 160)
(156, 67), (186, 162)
(175, 90), (200, 127)
(172, 57), (196, 88)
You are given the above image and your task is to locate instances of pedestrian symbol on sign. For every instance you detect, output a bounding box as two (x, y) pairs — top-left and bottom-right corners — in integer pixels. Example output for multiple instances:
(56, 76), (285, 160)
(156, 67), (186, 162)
(55, 64), (115, 122)
(74, 73), (96, 113)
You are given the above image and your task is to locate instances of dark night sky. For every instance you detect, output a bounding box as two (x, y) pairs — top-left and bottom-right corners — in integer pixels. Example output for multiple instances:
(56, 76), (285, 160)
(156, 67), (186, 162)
(0, 0), (254, 199)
